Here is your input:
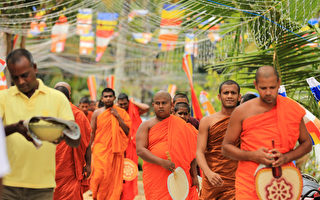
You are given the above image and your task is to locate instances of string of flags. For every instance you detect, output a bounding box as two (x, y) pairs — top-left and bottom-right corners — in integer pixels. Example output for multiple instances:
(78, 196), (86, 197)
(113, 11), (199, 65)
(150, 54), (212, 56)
(0, 58), (7, 91)
(279, 82), (320, 168)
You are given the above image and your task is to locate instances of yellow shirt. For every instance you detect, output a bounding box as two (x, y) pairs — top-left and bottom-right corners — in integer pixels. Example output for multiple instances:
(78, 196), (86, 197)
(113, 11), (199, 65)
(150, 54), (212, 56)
(0, 79), (74, 188)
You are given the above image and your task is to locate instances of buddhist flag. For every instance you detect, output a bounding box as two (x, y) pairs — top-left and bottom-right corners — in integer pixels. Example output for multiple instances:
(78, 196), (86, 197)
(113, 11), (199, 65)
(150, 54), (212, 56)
(0, 58), (7, 90)
(106, 75), (115, 89)
(307, 77), (320, 104)
(79, 32), (94, 55)
(278, 85), (287, 97)
(185, 33), (198, 56)
(132, 33), (152, 44)
(158, 4), (184, 51)
(51, 15), (69, 53)
(128, 9), (149, 22)
(182, 54), (202, 120)
(168, 84), (177, 98)
(280, 83), (320, 166)
(76, 9), (92, 35)
(87, 75), (97, 101)
(199, 91), (215, 116)
(96, 13), (118, 62)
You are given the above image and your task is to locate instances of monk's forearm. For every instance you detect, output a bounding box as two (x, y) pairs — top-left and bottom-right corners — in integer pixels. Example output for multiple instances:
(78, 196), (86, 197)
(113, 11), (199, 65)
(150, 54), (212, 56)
(283, 141), (312, 163)
(190, 159), (198, 178)
(137, 147), (166, 167)
(85, 145), (91, 166)
(222, 144), (255, 161)
(196, 151), (212, 175)
(116, 118), (129, 135)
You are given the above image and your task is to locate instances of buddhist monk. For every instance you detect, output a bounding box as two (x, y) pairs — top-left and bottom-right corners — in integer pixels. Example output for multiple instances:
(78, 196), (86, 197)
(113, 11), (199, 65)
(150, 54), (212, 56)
(89, 88), (131, 200)
(222, 66), (312, 199)
(136, 91), (198, 200)
(117, 93), (149, 200)
(173, 93), (199, 129)
(53, 83), (91, 200)
(197, 80), (241, 200)
(79, 97), (93, 123)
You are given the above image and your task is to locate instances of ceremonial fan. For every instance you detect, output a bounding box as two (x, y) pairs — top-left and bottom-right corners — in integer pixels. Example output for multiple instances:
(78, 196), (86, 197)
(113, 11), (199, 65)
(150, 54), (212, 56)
(123, 158), (138, 181)
(166, 152), (189, 200)
(255, 140), (303, 200)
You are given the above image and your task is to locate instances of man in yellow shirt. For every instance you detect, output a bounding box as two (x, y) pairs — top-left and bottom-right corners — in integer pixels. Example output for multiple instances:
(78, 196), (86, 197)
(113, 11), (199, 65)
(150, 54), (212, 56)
(1, 49), (74, 200)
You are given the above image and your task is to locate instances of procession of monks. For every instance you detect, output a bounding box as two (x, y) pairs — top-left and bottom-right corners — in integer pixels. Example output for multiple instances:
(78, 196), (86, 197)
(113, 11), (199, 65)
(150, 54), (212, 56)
(0, 50), (313, 200)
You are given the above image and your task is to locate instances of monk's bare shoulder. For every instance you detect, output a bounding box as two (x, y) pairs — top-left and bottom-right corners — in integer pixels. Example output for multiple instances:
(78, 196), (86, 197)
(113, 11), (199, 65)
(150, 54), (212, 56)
(232, 98), (260, 121)
(92, 107), (105, 118)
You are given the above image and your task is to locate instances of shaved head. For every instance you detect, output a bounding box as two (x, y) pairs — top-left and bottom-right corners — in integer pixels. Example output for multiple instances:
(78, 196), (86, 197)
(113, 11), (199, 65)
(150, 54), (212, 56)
(153, 91), (172, 102)
(54, 82), (71, 95)
(255, 66), (279, 83)
(152, 91), (172, 120)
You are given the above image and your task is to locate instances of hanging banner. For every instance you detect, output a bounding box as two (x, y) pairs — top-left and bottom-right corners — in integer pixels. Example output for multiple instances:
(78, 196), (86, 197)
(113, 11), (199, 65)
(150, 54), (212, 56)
(51, 15), (69, 53)
(182, 54), (203, 120)
(128, 9), (149, 22)
(280, 84), (320, 166)
(28, 9), (47, 38)
(96, 12), (119, 62)
(184, 33), (198, 56)
(76, 9), (93, 35)
(158, 4), (184, 51)
(106, 75), (115, 89)
(132, 33), (152, 44)
(199, 91), (215, 116)
(79, 32), (94, 55)
(307, 77), (320, 103)
(87, 75), (97, 101)
(167, 84), (177, 98)
(0, 58), (7, 90)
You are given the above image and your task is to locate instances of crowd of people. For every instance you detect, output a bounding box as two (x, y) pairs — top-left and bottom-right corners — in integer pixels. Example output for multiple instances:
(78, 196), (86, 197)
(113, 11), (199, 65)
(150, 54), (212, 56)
(0, 48), (313, 200)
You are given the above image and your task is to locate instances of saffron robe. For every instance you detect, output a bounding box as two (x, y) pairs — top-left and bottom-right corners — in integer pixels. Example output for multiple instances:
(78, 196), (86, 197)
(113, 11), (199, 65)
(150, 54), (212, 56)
(54, 103), (91, 200)
(90, 105), (131, 200)
(236, 96), (305, 199)
(142, 115), (198, 200)
(200, 116), (238, 200)
(121, 101), (141, 200)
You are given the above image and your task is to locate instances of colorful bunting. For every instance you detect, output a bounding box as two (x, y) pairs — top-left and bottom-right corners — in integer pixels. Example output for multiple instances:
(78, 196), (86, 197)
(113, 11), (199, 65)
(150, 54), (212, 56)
(182, 54), (203, 120)
(280, 83), (320, 166)
(184, 33), (198, 56)
(28, 9), (47, 38)
(306, 77), (320, 104)
(278, 85), (287, 97)
(76, 9), (93, 35)
(0, 58), (7, 90)
(96, 13), (118, 62)
(158, 4), (184, 51)
(132, 33), (152, 44)
(87, 75), (97, 101)
(51, 15), (69, 53)
(79, 32), (94, 55)
(128, 10), (149, 22)
(199, 91), (215, 116)
(106, 75), (115, 89)
(167, 84), (177, 98)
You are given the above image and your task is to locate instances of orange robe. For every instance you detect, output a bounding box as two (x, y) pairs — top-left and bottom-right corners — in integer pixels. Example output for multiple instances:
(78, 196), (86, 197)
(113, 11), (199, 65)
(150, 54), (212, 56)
(90, 105), (131, 200)
(81, 110), (93, 193)
(86, 111), (93, 123)
(236, 96), (305, 199)
(143, 115), (198, 200)
(121, 101), (141, 200)
(200, 116), (238, 200)
(54, 103), (91, 200)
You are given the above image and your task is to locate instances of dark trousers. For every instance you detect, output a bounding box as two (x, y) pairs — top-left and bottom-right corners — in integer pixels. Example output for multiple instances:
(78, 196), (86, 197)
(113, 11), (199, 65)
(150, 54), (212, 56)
(2, 186), (54, 200)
